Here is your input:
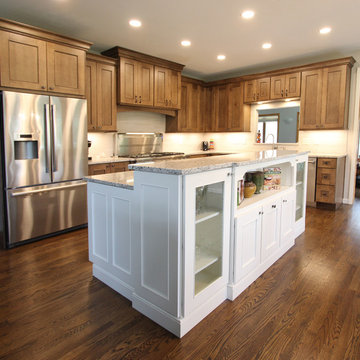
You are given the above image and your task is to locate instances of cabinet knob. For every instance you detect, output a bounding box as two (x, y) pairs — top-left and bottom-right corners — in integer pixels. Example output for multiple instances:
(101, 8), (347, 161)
(323, 175), (329, 179)
(281, 90), (284, 97)
(41, 86), (46, 90)
(272, 204), (277, 208)
(285, 89), (288, 97)
(49, 87), (54, 90)
(283, 199), (287, 203)
(139, 96), (142, 104)
(259, 211), (262, 215)
(135, 95), (138, 103)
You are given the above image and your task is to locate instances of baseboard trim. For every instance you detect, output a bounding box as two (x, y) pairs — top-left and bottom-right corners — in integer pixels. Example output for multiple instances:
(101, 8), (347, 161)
(228, 241), (294, 301)
(93, 264), (134, 301)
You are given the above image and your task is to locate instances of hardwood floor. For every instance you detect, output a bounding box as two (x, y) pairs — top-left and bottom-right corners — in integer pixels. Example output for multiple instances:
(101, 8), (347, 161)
(1, 200), (360, 359)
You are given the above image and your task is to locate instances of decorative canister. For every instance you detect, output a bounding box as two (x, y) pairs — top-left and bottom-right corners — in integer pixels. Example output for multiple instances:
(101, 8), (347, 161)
(244, 181), (256, 198)
(250, 171), (264, 194)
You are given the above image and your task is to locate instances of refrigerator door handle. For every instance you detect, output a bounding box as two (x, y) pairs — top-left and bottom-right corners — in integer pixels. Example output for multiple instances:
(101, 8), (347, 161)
(44, 104), (51, 174)
(10, 182), (86, 197)
(50, 104), (57, 173)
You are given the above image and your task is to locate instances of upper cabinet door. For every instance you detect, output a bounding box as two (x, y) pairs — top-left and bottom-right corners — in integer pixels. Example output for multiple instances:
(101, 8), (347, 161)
(137, 61), (154, 106)
(228, 82), (251, 132)
(120, 57), (137, 105)
(320, 65), (349, 129)
(154, 66), (167, 107)
(256, 77), (270, 101)
(270, 75), (286, 100)
(244, 80), (256, 103)
(0, 31), (47, 91)
(213, 85), (228, 132)
(85, 60), (97, 131)
(154, 67), (181, 109)
(285, 72), (301, 98)
(300, 69), (323, 130)
(47, 42), (86, 96)
(96, 62), (117, 131)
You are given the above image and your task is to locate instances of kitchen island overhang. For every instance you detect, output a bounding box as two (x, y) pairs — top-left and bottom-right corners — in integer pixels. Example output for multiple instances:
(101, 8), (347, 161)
(85, 150), (309, 337)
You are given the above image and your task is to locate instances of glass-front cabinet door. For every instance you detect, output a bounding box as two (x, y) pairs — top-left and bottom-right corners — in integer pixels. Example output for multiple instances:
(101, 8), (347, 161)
(183, 168), (231, 316)
(295, 155), (308, 225)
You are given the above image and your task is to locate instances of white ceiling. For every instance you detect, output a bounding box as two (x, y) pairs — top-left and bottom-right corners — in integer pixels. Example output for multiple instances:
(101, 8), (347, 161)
(1, 0), (360, 80)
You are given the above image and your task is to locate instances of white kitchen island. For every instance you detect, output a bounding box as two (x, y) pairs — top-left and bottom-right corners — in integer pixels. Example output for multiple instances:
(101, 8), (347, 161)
(86, 150), (308, 337)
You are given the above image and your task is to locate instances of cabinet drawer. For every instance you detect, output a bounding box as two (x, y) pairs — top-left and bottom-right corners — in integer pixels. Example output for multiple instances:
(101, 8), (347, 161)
(316, 185), (335, 203)
(317, 168), (336, 185)
(317, 158), (337, 169)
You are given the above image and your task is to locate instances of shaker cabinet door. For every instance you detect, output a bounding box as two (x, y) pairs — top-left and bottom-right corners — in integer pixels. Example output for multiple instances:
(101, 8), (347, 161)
(47, 42), (86, 96)
(0, 31), (47, 91)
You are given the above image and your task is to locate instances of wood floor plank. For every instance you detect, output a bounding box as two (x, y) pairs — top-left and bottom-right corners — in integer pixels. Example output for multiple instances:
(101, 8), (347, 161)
(1, 199), (360, 359)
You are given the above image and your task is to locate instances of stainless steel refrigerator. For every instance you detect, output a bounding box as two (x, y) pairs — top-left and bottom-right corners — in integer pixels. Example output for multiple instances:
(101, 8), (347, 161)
(0, 91), (88, 247)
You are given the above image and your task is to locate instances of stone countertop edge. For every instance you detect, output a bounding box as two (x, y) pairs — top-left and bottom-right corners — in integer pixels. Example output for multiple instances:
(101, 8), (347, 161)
(84, 172), (134, 190)
(308, 153), (347, 158)
(88, 157), (134, 165)
(128, 151), (310, 175)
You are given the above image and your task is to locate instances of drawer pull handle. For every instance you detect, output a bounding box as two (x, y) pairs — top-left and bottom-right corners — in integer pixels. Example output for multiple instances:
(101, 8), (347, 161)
(321, 191), (328, 197)
(283, 199), (287, 203)
(272, 205), (277, 208)
(323, 175), (329, 179)
(324, 161), (329, 165)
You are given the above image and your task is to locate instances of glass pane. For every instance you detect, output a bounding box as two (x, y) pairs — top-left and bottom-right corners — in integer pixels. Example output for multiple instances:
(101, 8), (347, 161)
(194, 181), (224, 295)
(296, 162), (305, 221)
(264, 121), (278, 143)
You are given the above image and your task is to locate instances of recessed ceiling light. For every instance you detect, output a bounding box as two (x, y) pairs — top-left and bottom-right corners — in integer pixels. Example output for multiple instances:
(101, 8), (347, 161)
(262, 42), (272, 49)
(181, 40), (191, 47)
(241, 10), (255, 19)
(217, 54), (226, 60)
(320, 27), (331, 34)
(129, 19), (142, 28)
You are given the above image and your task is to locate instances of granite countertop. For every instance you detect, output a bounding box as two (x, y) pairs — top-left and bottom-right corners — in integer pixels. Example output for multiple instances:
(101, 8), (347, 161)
(308, 153), (347, 158)
(129, 150), (309, 175)
(85, 171), (134, 190)
(88, 157), (134, 165)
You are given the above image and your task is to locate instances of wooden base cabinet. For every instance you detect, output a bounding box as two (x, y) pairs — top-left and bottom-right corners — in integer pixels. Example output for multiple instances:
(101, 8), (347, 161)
(316, 156), (345, 209)
(0, 18), (91, 96)
(88, 162), (129, 175)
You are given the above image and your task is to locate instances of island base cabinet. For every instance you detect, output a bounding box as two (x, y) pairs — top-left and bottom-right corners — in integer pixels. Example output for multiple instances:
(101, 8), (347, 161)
(87, 182), (135, 301)
(229, 189), (296, 301)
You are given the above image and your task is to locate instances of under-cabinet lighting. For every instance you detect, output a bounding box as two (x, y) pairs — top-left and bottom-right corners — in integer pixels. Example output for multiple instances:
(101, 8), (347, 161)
(217, 54), (226, 60)
(126, 132), (155, 135)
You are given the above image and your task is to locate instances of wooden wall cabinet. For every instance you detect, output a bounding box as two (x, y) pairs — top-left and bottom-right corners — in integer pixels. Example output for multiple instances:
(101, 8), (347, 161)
(243, 77), (270, 103)
(209, 82), (251, 132)
(300, 64), (351, 130)
(86, 54), (117, 132)
(102, 46), (184, 112)
(154, 66), (181, 109)
(0, 19), (91, 96)
(88, 161), (129, 175)
(166, 78), (206, 132)
(270, 72), (301, 100)
(120, 58), (154, 106)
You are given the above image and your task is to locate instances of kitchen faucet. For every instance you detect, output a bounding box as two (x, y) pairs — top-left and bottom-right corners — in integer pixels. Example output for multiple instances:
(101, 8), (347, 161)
(265, 134), (277, 150)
